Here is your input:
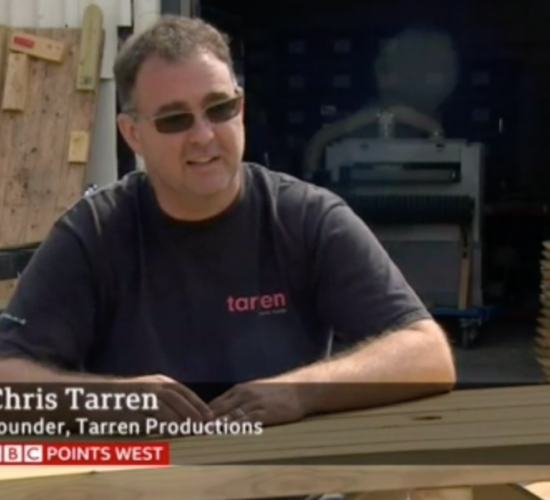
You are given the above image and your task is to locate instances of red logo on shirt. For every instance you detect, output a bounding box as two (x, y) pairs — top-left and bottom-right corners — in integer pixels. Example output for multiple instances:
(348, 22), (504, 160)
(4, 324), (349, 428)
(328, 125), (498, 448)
(227, 293), (287, 314)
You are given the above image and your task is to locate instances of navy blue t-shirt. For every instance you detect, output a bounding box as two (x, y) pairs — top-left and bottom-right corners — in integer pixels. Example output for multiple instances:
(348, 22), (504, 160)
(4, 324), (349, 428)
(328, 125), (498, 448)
(0, 163), (430, 392)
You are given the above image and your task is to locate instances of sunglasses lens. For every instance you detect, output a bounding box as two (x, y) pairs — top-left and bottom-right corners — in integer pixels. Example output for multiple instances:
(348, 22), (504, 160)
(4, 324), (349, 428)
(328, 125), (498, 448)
(155, 113), (193, 134)
(152, 96), (241, 133)
(206, 97), (241, 123)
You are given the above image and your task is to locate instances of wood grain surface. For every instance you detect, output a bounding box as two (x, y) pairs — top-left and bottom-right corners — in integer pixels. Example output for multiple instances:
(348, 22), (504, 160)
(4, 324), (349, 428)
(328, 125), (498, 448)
(0, 385), (549, 499)
(1, 465), (550, 500)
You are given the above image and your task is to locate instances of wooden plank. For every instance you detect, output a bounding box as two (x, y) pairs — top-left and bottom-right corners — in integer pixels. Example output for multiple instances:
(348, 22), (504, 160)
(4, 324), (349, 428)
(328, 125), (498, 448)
(76, 4), (104, 91)
(147, 385), (550, 466)
(1, 465), (550, 500)
(1, 53), (29, 111)
(3, 386), (546, 467)
(0, 28), (53, 247)
(348, 492), (407, 500)
(476, 485), (545, 500)
(0, 26), (12, 206)
(0, 24), (103, 249)
(55, 30), (104, 216)
(22, 29), (84, 246)
(525, 483), (550, 500)
(9, 31), (65, 63)
(0, 25), (9, 98)
(67, 131), (90, 164)
(411, 487), (472, 500)
(458, 227), (473, 310)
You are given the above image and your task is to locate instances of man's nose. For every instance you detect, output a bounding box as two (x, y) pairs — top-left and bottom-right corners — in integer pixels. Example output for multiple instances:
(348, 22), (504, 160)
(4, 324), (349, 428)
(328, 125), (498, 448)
(187, 115), (215, 144)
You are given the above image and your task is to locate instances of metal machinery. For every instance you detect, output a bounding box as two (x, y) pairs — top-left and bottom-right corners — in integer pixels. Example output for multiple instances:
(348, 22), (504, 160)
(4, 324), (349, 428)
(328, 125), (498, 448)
(321, 125), (493, 347)
(301, 28), (502, 347)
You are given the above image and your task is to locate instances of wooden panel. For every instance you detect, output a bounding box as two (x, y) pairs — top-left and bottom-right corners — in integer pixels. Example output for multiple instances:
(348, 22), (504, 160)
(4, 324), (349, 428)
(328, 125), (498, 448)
(9, 31), (66, 63)
(67, 131), (90, 163)
(76, 4), (103, 91)
(1, 52), (28, 111)
(0, 24), (103, 249)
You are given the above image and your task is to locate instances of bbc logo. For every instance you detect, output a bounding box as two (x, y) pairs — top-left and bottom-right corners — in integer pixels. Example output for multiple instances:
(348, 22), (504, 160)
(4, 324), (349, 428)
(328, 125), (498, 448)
(0, 445), (43, 463)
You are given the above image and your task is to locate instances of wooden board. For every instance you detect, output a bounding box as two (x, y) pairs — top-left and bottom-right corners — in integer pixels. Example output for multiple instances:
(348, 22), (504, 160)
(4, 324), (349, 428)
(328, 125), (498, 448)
(0, 387), (549, 498)
(0, 465), (550, 500)
(525, 483), (550, 500)
(1, 53), (29, 111)
(0, 26), (9, 98)
(67, 131), (90, 163)
(0, 27), (103, 250)
(9, 31), (66, 63)
(479, 484), (549, 500)
(540, 247), (550, 381)
(153, 385), (550, 466)
(76, 4), (103, 91)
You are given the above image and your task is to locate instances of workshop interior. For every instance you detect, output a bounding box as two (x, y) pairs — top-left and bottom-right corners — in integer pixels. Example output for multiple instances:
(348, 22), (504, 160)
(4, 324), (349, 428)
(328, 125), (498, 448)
(171, 0), (550, 352)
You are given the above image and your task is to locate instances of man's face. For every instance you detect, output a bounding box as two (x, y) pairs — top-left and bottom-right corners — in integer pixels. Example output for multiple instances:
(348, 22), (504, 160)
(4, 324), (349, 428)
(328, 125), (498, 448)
(118, 51), (245, 203)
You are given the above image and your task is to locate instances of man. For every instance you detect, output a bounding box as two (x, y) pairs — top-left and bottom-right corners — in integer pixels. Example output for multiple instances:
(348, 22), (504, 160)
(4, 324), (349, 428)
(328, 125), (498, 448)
(0, 16), (455, 427)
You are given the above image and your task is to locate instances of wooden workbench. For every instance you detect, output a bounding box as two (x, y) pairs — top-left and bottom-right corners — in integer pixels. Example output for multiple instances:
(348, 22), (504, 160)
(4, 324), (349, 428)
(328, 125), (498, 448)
(1, 384), (550, 499)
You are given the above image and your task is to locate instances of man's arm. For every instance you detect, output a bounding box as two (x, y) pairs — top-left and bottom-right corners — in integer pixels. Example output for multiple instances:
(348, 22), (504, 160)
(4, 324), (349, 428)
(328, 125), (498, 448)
(0, 204), (105, 383)
(273, 199), (455, 414)
(0, 203), (212, 423)
(275, 319), (455, 415)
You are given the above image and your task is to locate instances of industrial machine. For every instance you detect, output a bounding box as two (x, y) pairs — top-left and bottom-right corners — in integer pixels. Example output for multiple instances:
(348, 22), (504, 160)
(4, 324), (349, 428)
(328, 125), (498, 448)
(300, 28), (499, 347)
(325, 135), (483, 301)
(319, 126), (490, 347)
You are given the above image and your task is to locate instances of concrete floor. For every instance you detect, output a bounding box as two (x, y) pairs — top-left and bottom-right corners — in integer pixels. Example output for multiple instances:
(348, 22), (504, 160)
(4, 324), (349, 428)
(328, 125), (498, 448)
(450, 320), (545, 385)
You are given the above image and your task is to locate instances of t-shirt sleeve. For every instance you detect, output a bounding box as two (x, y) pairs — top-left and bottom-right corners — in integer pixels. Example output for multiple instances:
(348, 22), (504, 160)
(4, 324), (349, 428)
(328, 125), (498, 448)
(311, 199), (432, 343)
(0, 210), (100, 371)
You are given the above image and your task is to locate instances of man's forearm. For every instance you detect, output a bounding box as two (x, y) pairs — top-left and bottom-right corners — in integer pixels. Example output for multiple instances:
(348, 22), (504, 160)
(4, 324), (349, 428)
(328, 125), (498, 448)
(273, 320), (456, 415)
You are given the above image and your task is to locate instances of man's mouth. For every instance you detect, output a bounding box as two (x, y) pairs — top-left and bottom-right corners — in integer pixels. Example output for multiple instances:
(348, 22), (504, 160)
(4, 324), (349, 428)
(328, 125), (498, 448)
(187, 156), (220, 167)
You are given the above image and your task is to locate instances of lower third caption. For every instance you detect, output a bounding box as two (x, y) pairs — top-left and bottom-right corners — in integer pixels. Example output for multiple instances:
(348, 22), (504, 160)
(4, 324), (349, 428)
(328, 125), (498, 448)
(0, 385), (265, 437)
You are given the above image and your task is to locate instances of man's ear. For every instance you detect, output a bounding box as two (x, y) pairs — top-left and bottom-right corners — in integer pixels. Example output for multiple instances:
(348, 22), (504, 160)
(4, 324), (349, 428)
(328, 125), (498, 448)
(236, 87), (245, 121)
(117, 113), (144, 157)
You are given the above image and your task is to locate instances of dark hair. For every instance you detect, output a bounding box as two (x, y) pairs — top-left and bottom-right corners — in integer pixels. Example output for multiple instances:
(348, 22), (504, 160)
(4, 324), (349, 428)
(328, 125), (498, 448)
(113, 15), (234, 112)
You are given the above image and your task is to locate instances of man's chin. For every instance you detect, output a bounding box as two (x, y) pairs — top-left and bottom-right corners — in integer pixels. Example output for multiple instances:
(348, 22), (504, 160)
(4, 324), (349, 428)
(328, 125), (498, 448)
(187, 174), (240, 199)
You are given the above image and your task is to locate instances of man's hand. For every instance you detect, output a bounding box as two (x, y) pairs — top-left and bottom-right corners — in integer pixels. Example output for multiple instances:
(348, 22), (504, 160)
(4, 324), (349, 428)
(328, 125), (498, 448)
(208, 379), (307, 427)
(119, 374), (212, 424)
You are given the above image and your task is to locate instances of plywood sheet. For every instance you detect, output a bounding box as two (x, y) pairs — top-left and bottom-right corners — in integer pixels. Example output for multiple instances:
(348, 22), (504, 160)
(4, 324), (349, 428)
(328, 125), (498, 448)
(0, 27), (102, 249)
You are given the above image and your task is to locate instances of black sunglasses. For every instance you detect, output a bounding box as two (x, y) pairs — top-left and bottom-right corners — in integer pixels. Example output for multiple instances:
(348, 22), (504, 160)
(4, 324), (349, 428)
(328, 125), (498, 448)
(136, 95), (243, 135)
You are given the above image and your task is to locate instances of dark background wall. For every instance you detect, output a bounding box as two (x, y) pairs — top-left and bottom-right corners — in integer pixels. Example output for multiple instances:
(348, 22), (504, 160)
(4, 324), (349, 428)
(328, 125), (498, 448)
(201, 0), (550, 198)
(144, 0), (550, 316)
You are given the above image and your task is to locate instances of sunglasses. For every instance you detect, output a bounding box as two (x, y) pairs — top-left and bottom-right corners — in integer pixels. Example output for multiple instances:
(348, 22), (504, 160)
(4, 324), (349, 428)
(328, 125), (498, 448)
(134, 95), (243, 135)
